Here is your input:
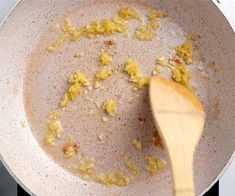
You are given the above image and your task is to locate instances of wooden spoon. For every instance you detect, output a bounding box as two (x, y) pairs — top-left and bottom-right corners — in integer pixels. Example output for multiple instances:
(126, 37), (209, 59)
(149, 77), (205, 196)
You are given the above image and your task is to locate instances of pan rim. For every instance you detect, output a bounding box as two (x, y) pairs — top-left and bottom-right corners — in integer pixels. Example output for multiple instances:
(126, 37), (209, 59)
(0, 0), (234, 195)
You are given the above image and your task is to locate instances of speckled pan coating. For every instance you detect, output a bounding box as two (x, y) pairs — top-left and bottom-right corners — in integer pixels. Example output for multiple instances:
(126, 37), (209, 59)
(0, 0), (234, 196)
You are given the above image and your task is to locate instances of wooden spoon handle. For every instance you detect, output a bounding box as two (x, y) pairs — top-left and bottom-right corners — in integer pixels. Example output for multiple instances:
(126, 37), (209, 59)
(170, 150), (195, 196)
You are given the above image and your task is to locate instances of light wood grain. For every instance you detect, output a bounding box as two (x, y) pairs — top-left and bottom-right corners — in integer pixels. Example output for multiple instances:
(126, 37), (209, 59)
(149, 77), (205, 196)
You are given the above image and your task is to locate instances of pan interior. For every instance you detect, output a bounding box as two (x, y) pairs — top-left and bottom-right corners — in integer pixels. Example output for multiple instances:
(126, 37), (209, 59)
(21, 0), (235, 194)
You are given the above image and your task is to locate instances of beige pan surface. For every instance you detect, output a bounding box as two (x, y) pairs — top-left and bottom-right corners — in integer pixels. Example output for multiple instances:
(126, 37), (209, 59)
(0, 0), (235, 195)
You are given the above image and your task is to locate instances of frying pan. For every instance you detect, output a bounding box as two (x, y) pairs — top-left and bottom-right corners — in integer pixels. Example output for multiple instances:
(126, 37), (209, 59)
(0, 0), (234, 195)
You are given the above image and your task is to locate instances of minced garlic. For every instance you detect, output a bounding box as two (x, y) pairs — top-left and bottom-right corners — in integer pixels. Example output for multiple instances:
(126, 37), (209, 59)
(63, 19), (82, 41)
(83, 16), (128, 38)
(47, 35), (66, 52)
(60, 72), (89, 108)
(147, 10), (168, 20)
(96, 172), (130, 186)
(132, 139), (142, 151)
(145, 156), (167, 174)
(103, 99), (117, 116)
(134, 22), (158, 41)
(44, 112), (62, 146)
(73, 159), (95, 179)
(124, 60), (149, 90)
(172, 65), (190, 88)
(96, 67), (112, 81)
(99, 53), (113, 65)
(175, 37), (193, 65)
(124, 161), (139, 175)
(118, 7), (140, 20)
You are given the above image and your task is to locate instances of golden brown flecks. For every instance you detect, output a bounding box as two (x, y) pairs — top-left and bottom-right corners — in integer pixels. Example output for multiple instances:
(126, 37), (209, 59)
(208, 61), (218, 73)
(213, 97), (221, 120)
(152, 130), (164, 148)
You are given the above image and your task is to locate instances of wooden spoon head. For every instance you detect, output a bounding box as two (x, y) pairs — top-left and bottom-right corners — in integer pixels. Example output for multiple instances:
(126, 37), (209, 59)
(149, 77), (205, 152)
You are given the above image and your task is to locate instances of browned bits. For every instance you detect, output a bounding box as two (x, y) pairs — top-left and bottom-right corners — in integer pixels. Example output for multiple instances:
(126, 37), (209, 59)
(62, 139), (79, 158)
(152, 130), (164, 148)
(104, 40), (115, 46)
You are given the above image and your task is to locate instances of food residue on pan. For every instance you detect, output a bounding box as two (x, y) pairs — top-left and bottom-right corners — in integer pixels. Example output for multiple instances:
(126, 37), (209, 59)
(25, 1), (210, 187)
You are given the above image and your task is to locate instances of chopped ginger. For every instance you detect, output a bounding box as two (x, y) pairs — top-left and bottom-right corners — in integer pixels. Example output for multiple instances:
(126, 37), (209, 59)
(44, 112), (63, 146)
(96, 67), (112, 81)
(103, 99), (117, 116)
(99, 52), (113, 65)
(175, 37), (193, 64)
(124, 161), (139, 175)
(132, 139), (142, 151)
(96, 172), (130, 186)
(145, 156), (167, 174)
(118, 7), (140, 20)
(172, 65), (190, 88)
(62, 138), (78, 158)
